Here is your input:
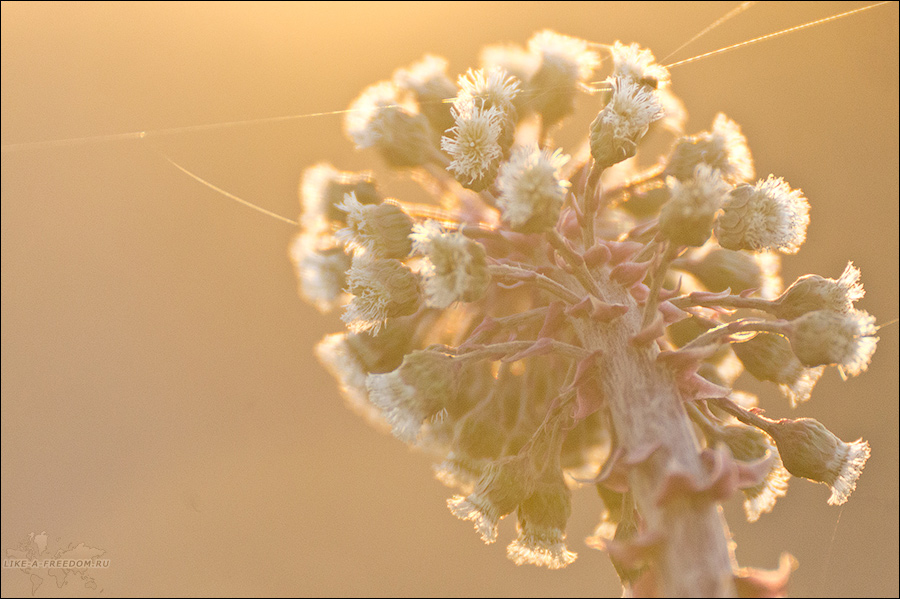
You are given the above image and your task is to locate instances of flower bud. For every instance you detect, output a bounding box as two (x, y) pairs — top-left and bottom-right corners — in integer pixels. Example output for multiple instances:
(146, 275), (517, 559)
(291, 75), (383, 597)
(665, 113), (754, 184)
(589, 77), (664, 170)
(715, 175), (810, 254)
(495, 144), (570, 233)
(659, 165), (731, 247)
(764, 417), (870, 505)
(336, 193), (413, 259)
(300, 163), (379, 233)
(448, 453), (537, 543)
(366, 350), (457, 443)
(789, 309), (878, 377)
(441, 103), (504, 191)
(507, 466), (577, 569)
(732, 333), (825, 406)
(410, 221), (491, 308)
(525, 30), (599, 126)
(344, 81), (435, 168)
(772, 262), (864, 320)
(342, 257), (419, 334)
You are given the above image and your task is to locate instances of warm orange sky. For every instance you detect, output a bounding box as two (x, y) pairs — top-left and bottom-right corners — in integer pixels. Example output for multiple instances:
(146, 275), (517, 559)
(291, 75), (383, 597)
(2, 2), (897, 597)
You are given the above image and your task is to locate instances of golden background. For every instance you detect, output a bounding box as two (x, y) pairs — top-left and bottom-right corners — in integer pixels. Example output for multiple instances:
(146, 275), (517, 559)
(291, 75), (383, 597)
(2, 2), (897, 596)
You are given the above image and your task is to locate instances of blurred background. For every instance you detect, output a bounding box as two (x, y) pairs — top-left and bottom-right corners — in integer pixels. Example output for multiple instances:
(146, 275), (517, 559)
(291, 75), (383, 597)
(2, 2), (897, 596)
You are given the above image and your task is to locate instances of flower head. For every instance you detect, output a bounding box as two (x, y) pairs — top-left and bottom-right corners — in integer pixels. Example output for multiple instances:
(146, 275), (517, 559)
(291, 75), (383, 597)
(495, 144), (570, 233)
(659, 164), (731, 247)
(336, 192), (413, 259)
(289, 234), (351, 313)
(299, 163), (379, 234)
(441, 103), (504, 190)
(610, 41), (670, 89)
(589, 77), (664, 169)
(341, 257), (419, 334)
(526, 30), (599, 125)
(733, 333), (825, 406)
(774, 262), (865, 320)
(789, 309), (878, 378)
(366, 350), (458, 443)
(764, 417), (870, 506)
(667, 113), (755, 184)
(448, 454), (537, 544)
(393, 54), (457, 134)
(715, 175), (810, 254)
(344, 81), (434, 167)
(410, 221), (491, 308)
(507, 466), (577, 569)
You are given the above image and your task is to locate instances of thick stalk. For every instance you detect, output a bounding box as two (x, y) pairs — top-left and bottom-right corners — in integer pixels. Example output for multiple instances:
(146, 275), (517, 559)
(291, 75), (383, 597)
(572, 272), (736, 597)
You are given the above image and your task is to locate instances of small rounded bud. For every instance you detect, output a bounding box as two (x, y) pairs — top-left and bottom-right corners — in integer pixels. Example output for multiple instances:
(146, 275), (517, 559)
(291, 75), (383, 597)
(765, 417), (870, 506)
(344, 81), (435, 168)
(589, 77), (664, 170)
(659, 165), (731, 247)
(666, 113), (754, 184)
(715, 176), (810, 254)
(441, 103), (504, 191)
(773, 262), (864, 320)
(525, 30), (599, 126)
(366, 350), (457, 443)
(411, 221), (491, 308)
(342, 257), (419, 334)
(507, 466), (577, 569)
(732, 333), (824, 406)
(789, 309), (878, 377)
(337, 193), (413, 259)
(495, 144), (570, 233)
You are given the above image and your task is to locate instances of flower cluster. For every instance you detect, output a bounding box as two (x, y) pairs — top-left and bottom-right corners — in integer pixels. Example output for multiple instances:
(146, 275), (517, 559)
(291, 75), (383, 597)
(291, 30), (879, 596)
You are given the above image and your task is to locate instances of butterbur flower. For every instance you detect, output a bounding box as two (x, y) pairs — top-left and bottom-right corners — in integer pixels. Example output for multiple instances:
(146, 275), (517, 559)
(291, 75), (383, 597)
(480, 44), (540, 95)
(763, 418), (870, 506)
(659, 164), (731, 247)
(507, 466), (577, 569)
(344, 81), (435, 168)
(336, 192), (413, 259)
(589, 77), (664, 169)
(410, 221), (491, 308)
(715, 175), (810, 254)
(732, 333), (825, 406)
(448, 454), (537, 543)
(788, 309), (878, 377)
(342, 256), (419, 334)
(666, 113), (754, 184)
(609, 41), (670, 89)
(496, 144), (570, 233)
(366, 350), (457, 443)
(773, 262), (865, 320)
(455, 68), (521, 155)
(442, 103), (504, 190)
